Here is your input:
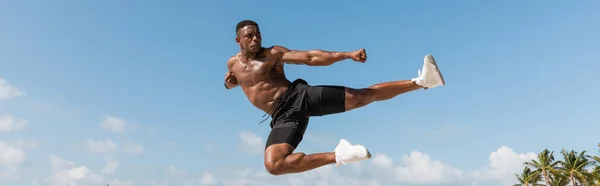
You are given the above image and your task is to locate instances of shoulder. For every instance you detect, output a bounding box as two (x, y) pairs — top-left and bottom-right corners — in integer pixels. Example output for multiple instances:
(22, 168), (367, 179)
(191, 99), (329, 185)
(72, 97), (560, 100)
(227, 54), (239, 68)
(228, 54), (238, 62)
(268, 45), (291, 56)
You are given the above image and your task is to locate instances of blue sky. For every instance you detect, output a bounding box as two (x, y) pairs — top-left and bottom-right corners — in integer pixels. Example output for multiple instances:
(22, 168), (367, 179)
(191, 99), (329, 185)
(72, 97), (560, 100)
(1, 0), (599, 185)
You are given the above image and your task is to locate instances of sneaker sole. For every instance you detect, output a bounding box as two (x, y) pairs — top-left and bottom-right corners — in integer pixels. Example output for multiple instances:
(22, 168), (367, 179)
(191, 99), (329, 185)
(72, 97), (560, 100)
(425, 54), (446, 88)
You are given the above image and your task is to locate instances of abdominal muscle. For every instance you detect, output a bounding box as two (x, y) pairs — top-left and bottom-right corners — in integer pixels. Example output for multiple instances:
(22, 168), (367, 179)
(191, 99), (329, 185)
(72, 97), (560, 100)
(241, 77), (291, 115)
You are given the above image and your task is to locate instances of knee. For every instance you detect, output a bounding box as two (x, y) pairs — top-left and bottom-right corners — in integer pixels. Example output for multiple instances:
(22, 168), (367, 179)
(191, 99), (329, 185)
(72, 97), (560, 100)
(264, 160), (284, 175)
(358, 88), (377, 103)
(264, 153), (305, 175)
(263, 143), (296, 175)
(346, 88), (376, 109)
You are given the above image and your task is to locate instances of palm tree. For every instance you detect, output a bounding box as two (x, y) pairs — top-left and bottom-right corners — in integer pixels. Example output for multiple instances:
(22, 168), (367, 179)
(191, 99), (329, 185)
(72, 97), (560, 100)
(557, 149), (593, 186)
(547, 170), (569, 186)
(513, 167), (544, 186)
(525, 149), (559, 185)
(590, 165), (600, 185)
(588, 155), (600, 186)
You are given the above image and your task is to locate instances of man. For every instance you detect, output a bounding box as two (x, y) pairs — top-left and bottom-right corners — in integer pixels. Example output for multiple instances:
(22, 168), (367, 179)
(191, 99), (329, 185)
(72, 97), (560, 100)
(224, 20), (445, 175)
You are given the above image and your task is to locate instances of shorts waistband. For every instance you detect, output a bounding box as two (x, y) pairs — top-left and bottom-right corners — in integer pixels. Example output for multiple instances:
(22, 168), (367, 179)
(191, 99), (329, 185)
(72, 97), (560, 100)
(258, 78), (307, 125)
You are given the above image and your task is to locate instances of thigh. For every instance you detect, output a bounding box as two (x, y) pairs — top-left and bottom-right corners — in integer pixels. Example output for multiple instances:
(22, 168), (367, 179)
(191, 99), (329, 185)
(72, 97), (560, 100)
(305, 85), (346, 116)
(265, 120), (308, 150)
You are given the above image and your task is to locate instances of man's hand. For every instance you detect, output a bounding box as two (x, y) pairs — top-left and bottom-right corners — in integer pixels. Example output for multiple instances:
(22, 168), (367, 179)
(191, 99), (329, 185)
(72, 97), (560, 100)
(224, 71), (238, 89)
(349, 48), (367, 63)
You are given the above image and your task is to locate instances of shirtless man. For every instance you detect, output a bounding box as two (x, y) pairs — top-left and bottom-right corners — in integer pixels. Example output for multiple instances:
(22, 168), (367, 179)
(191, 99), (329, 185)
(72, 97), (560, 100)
(224, 20), (445, 176)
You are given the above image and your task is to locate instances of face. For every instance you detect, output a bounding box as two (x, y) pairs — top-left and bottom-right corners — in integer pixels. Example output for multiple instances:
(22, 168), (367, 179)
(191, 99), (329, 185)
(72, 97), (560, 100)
(236, 25), (262, 53)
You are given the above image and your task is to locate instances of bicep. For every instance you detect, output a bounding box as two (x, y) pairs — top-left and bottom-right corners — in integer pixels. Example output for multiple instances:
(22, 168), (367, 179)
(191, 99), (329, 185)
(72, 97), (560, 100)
(274, 46), (311, 65)
(282, 50), (311, 65)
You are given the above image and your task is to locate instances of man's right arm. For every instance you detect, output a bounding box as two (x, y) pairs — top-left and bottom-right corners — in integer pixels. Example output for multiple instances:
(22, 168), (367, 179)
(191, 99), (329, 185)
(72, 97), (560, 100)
(224, 57), (239, 89)
(271, 45), (366, 66)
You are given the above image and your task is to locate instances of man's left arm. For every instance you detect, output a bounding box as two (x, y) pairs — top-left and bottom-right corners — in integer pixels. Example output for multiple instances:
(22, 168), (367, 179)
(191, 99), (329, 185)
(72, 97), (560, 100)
(272, 45), (366, 66)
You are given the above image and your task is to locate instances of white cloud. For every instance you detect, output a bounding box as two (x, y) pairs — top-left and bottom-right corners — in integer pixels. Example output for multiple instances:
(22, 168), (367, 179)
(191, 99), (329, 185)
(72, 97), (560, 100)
(159, 166), (223, 186)
(0, 114), (28, 132)
(86, 139), (118, 154)
(0, 145), (531, 186)
(0, 136), (539, 186)
(0, 142), (26, 167)
(0, 78), (24, 100)
(148, 146), (536, 186)
(201, 172), (217, 185)
(102, 156), (119, 174)
(468, 146), (537, 186)
(100, 115), (126, 133)
(47, 155), (105, 186)
(372, 153), (393, 169)
(45, 155), (136, 186)
(209, 165), (380, 186)
(239, 131), (263, 154)
(393, 151), (465, 184)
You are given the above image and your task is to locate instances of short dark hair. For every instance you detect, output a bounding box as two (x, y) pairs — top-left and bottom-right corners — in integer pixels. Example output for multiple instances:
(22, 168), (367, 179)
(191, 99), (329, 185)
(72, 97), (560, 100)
(236, 20), (259, 34)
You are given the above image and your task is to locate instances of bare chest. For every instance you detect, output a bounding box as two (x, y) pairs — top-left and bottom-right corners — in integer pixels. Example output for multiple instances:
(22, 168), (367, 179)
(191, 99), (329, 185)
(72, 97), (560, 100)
(232, 59), (281, 84)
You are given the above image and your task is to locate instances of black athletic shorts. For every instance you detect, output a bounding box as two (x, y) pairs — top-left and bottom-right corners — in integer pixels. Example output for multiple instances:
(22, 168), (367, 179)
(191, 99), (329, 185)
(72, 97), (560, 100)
(265, 78), (346, 149)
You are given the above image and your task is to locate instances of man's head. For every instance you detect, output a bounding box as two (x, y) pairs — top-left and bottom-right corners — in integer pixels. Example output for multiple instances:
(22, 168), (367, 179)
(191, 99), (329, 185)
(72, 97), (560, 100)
(235, 20), (262, 53)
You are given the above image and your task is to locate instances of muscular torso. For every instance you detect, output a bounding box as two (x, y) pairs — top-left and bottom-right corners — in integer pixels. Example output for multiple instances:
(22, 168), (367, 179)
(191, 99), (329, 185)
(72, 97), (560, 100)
(229, 48), (290, 114)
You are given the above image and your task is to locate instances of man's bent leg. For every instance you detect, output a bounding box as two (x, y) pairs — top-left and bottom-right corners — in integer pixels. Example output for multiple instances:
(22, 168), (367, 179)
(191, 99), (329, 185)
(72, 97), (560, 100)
(264, 127), (336, 175)
(264, 143), (336, 175)
(264, 131), (370, 175)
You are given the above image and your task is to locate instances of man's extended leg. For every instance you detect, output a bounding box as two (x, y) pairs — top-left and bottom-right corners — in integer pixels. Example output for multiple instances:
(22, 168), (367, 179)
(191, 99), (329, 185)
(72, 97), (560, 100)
(344, 54), (445, 111)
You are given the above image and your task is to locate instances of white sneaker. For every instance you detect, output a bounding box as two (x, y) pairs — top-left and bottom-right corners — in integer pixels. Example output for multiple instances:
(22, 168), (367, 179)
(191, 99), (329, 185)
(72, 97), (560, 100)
(333, 139), (371, 167)
(411, 54), (446, 89)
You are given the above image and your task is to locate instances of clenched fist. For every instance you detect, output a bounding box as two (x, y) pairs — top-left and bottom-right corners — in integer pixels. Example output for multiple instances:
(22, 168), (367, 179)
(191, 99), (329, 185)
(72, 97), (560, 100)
(224, 71), (238, 89)
(350, 48), (367, 63)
